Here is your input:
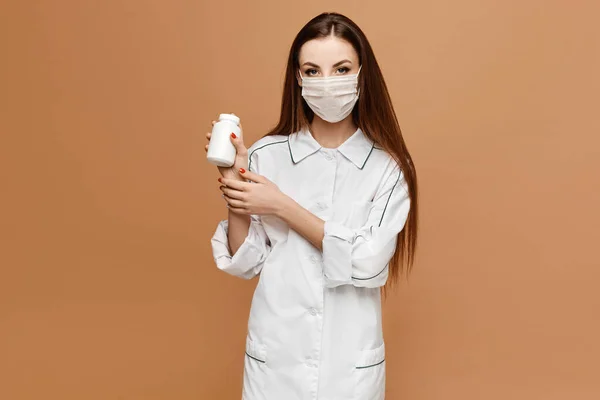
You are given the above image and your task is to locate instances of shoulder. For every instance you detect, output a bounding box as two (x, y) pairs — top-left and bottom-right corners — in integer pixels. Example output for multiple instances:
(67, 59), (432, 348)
(248, 134), (289, 158)
(370, 146), (407, 190)
(370, 145), (401, 175)
(247, 134), (290, 173)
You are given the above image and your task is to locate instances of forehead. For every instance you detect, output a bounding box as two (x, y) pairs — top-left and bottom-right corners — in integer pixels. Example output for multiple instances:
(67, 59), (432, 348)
(298, 35), (358, 66)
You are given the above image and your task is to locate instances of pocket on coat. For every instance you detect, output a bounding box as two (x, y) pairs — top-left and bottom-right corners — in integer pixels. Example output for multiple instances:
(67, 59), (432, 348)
(243, 336), (269, 399)
(354, 342), (386, 400)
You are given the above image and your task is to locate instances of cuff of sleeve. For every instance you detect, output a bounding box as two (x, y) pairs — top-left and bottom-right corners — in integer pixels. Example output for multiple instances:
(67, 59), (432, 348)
(321, 220), (355, 287)
(211, 219), (266, 279)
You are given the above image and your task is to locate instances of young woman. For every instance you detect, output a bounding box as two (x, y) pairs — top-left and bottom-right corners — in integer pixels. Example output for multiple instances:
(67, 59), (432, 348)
(207, 12), (418, 400)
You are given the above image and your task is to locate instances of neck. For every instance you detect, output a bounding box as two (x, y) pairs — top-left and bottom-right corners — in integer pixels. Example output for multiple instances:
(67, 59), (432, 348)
(309, 115), (358, 148)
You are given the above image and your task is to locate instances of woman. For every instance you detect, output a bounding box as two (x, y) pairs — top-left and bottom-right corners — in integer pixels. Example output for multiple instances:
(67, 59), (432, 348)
(206, 12), (418, 400)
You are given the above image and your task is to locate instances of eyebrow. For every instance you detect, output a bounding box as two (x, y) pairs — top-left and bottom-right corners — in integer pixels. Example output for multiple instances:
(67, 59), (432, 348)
(301, 59), (353, 68)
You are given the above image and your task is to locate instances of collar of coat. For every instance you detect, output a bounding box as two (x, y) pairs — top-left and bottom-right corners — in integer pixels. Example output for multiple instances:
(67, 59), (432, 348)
(288, 127), (375, 169)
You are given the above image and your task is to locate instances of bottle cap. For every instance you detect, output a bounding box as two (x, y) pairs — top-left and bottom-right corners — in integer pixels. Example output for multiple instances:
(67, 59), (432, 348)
(218, 113), (240, 125)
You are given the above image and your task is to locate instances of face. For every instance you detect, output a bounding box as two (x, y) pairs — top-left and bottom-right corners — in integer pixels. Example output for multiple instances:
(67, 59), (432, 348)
(297, 34), (360, 84)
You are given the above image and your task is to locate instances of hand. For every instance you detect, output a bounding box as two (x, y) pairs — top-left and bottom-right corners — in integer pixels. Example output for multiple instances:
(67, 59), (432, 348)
(218, 169), (287, 216)
(205, 116), (248, 181)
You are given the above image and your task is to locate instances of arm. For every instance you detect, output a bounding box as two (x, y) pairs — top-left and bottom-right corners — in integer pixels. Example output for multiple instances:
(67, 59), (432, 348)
(275, 196), (325, 251)
(210, 140), (272, 280)
(219, 162), (410, 288)
(276, 164), (410, 288)
(227, 208), (251, 256)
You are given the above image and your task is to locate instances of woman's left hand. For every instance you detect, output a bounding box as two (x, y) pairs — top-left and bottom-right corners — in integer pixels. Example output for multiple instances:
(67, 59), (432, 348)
(219, 168), (287, 216)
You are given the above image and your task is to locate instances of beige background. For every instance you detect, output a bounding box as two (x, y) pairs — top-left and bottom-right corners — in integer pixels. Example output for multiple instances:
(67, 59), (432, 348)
(1, 1), (599, 399)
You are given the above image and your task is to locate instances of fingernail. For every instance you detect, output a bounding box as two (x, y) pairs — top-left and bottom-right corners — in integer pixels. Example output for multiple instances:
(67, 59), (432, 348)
(217, 177), (222, 183)
(239, 168), (246, 174)
(231, 133), (237, 139)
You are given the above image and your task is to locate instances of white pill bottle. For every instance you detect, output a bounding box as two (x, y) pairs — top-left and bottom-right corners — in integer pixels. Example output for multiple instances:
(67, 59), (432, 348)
(206, 113), (241, 167)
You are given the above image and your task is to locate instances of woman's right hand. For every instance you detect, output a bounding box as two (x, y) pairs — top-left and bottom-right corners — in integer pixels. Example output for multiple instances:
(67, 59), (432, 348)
(205, 118), (249, 181)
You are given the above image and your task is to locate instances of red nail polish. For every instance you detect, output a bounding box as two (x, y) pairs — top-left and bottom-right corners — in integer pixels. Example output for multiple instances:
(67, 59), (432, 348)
(217, 177), (222, 183)
(239, 168), (246, 174)
(231, 132), (237, 139)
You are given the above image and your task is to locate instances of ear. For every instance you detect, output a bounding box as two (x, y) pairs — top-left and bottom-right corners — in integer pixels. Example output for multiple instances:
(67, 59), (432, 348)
(296, 70), (302, 87)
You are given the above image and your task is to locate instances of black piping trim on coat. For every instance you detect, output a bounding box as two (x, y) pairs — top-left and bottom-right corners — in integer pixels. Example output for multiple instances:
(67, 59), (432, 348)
(358, 142), (376, 170)
(356, 358), (385, 369)
(352, 263), (389, 281)
(248, 139), (289, 172)
(245, 352), (266, 363)
(350, 171), (401, 281)
(286, 137), (298, 164)
(378, 171), (402, 227)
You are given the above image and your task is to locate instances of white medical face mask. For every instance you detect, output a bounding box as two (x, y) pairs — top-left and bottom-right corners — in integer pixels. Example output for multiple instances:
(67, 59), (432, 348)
(298, 65), (362, 123)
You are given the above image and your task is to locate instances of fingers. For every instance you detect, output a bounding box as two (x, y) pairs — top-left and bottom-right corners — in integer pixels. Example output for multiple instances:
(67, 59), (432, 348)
(222, 193), (246, 209)
(229, 133), (247, 155)
(206, 121), (214, 150)
(218, 171), (251, 213)
(220, 185), (245, 200)
(238, 168), (267, 184)
(220, 180), (249, 213)
(207, 120), (215, 142)
(218, 177), (249, 191)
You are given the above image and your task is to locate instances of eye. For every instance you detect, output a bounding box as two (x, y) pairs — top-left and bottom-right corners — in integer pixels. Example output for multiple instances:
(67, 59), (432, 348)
(336, 67), (350, 74)
(305, 69), (318, 76)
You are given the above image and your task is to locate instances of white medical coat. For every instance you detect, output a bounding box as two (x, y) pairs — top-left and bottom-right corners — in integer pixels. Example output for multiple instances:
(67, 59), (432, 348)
(211, 127), (411, 400)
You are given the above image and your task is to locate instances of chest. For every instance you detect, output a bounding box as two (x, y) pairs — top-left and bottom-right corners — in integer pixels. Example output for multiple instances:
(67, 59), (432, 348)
(261, 154), (381, 235)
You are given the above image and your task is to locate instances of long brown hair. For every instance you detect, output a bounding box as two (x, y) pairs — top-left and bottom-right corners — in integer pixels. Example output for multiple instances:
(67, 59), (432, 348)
(264, 12), (418, 288)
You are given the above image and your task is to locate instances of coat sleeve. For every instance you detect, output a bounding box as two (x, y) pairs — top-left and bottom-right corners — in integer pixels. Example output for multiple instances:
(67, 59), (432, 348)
(210, 215), (271, 279)
(321, 163), (411, 288)
(210, 142), (271, 280)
